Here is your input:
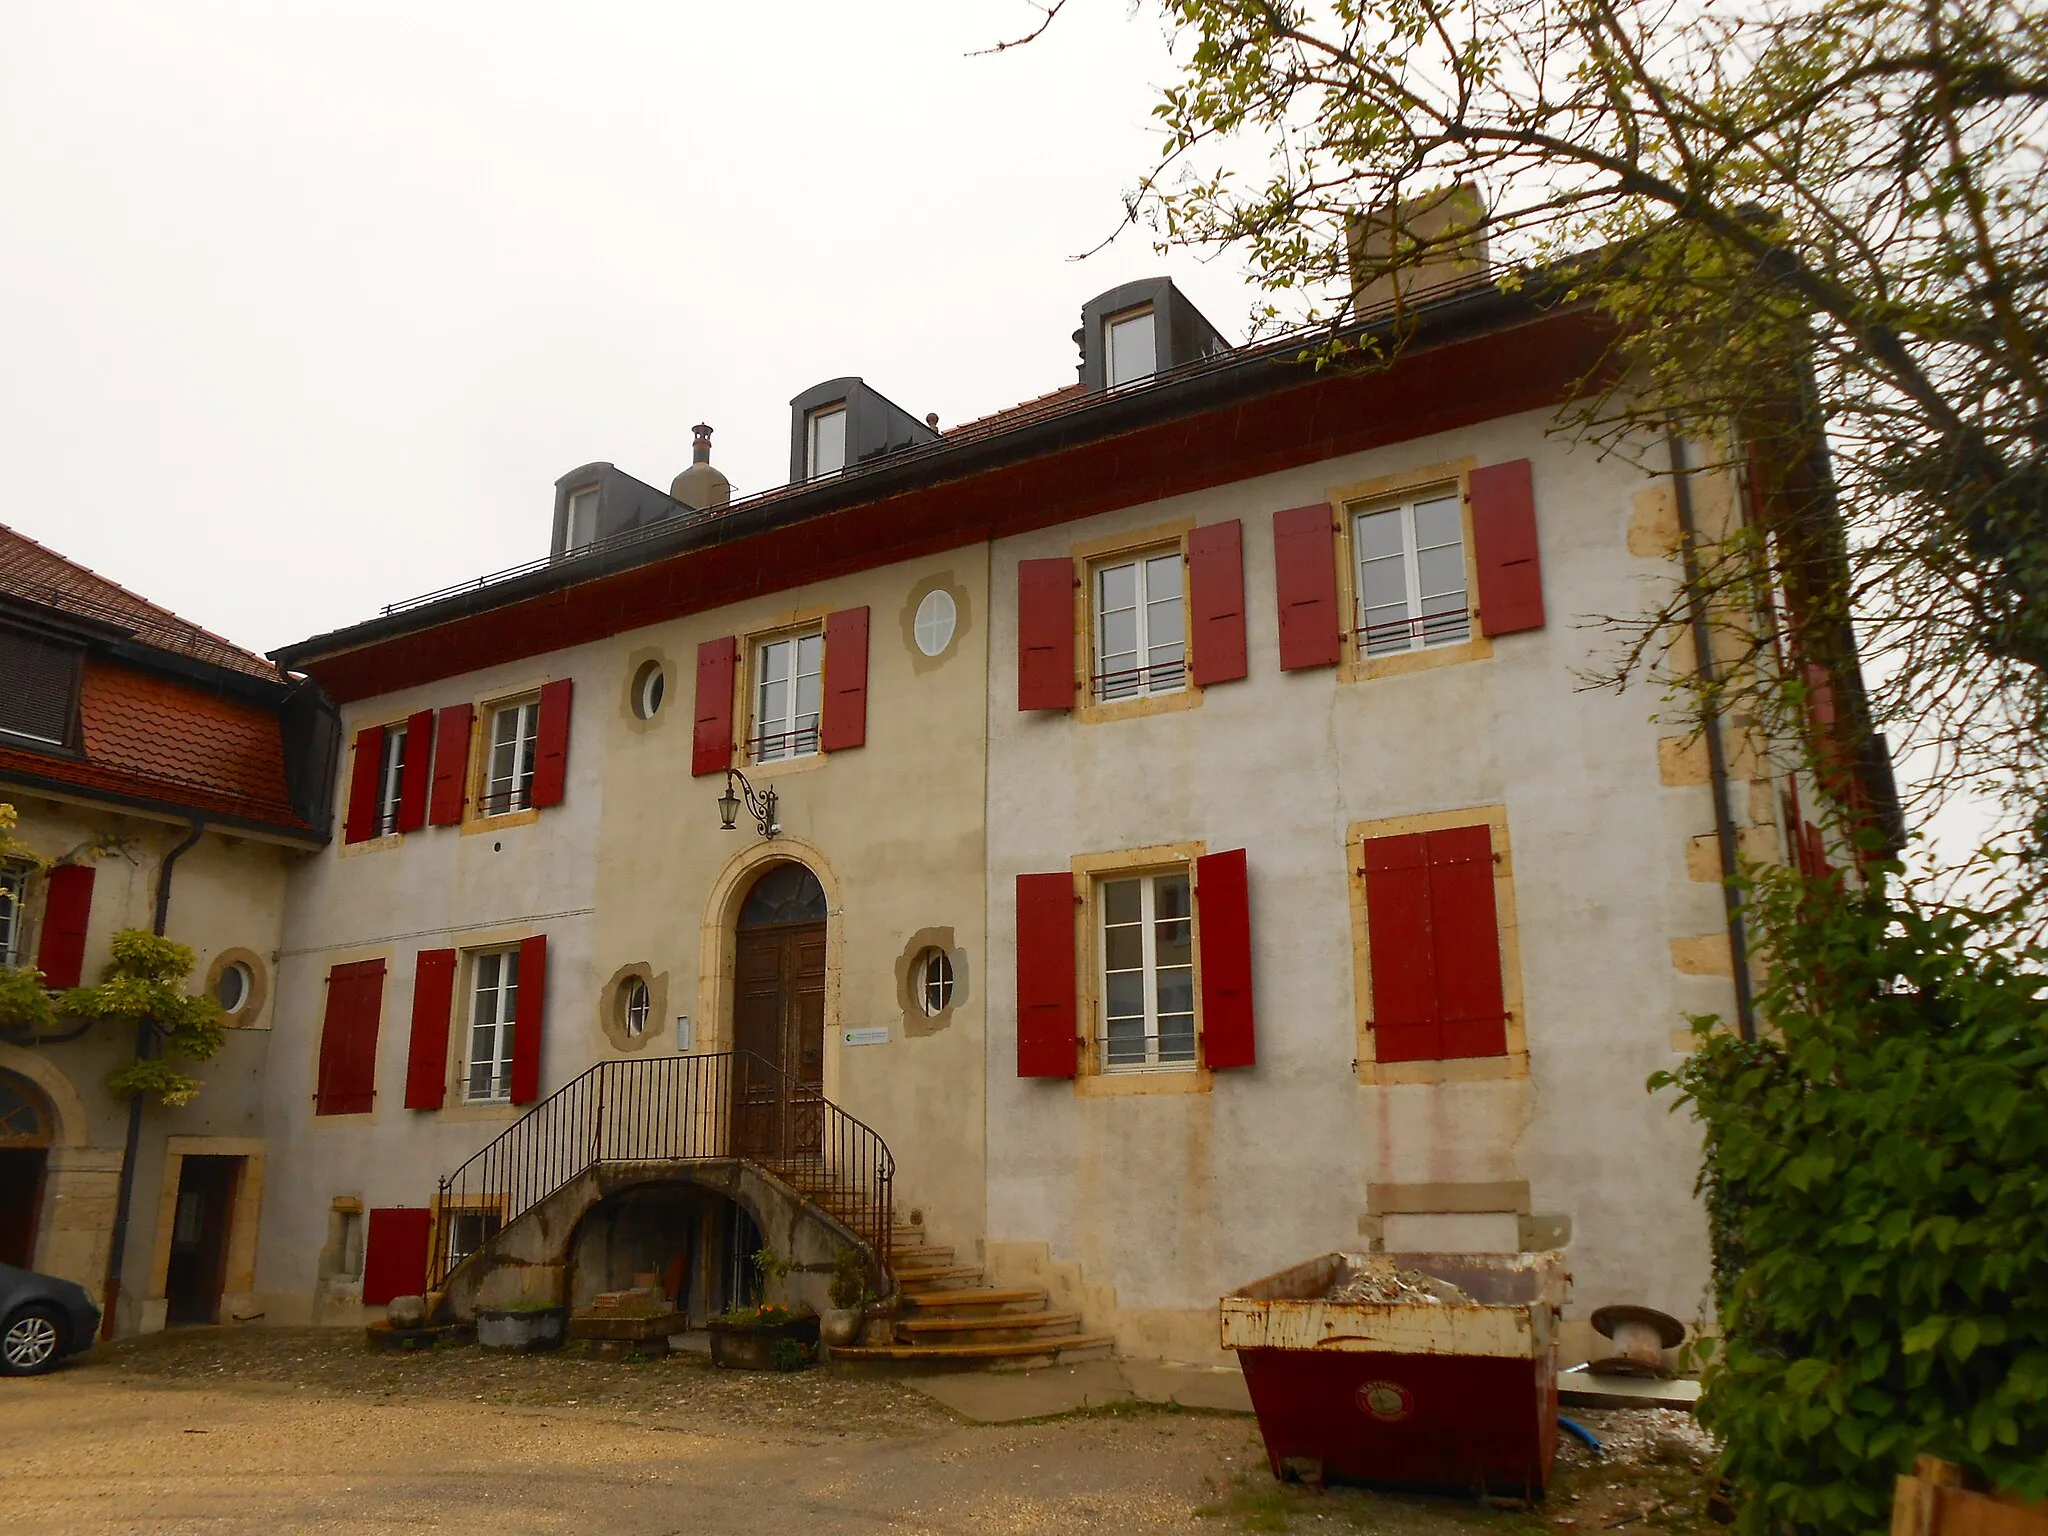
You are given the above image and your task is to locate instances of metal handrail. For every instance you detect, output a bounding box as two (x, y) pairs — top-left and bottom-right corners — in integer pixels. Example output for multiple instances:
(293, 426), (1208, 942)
(427, 1050), (895, 1292)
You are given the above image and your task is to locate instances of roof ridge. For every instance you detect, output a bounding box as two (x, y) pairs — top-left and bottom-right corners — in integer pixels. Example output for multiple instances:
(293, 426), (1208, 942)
(0, 523), (280, 679)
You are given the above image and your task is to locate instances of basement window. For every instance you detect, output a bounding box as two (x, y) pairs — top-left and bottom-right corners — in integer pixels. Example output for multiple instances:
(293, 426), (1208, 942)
(806, 403), (848, 479)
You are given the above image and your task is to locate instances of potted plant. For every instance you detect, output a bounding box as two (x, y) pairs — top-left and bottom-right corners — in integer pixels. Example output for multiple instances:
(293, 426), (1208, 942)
(821, 1248), (868, 1348)
(708, 1247), (818, 1371)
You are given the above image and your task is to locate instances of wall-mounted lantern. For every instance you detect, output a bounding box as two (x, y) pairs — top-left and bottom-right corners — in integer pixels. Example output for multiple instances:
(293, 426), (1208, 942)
(718, 768), (780, 838)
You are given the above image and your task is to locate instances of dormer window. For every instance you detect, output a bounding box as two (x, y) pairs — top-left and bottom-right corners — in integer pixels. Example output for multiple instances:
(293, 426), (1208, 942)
(0, 624), (82, 750)
(565, 484), (601, 550)
(1106, 306), (1158, 389)
(806, 404), (848, 479)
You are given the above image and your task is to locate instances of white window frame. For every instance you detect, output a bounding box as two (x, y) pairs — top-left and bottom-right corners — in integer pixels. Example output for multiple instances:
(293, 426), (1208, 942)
(482, 699), (540, 816)
(465, 947), (520, 1104)
(806, 403), (848, 479)
(750, 630), (823, 763)
(1097, 869), (1198, 1073)
(918, 948), (954, 1017)
(375, 725), (407, 836)
(1091, 548), (1187, 702)
(443, 1206), (502, 1269)
(1350, 489), (1471, 657)
(623, 977), (651, 1037)
(1106, 304), (1158, 389)
(0, 864), (29, 969)
(565, 484), (600, 550)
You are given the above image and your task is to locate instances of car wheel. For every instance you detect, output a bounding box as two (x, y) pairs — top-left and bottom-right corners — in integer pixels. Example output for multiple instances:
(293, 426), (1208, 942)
(1, 1305), (66, 1376)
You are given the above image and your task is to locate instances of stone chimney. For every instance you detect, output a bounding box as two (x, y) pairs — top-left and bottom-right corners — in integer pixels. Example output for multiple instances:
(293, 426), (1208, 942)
(671, 423), (731, 511)
(1345, 183), (1489, 316)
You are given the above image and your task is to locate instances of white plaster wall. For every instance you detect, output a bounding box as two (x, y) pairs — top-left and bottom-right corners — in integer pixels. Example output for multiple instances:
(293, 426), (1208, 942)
(985, 406), (1728, 1350)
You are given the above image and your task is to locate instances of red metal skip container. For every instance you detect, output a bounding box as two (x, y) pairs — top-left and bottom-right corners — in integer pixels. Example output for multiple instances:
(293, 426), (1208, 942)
(1221, 1251), (1570, 1498)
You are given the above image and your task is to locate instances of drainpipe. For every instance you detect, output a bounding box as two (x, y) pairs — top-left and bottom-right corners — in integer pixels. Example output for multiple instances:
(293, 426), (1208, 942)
(1669, 433), (1757, 1043)
(100, 815), (205, 1339)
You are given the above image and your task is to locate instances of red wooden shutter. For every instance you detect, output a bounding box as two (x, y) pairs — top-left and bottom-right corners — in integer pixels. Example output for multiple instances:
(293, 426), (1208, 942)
(1016, 558), (1076, 711)
(1470, 459), (1545, 636)
(403, 948), (458, 1111)
(34, 864), (95, 989)
(343, 725), (385, 843)
(1015, 873), (1077, 1077)
(395, 710), (435, 833)
(1188, 521), (1249, 686)
(821, 606), (871, 751)
(1361, 833), (1441, 1063)
(531, 678), (574, 807)
(428, 704), (473, 826)
(692, 636), (739, 776)
(1272, 504), (1342, 670)
(510, 933), (548, 1105)
(1426, 825), (1508, 1059)
(361, 1207), (432, 1306)
(1195, 848), (1256, 1069)
(315, 958), (386, 1115)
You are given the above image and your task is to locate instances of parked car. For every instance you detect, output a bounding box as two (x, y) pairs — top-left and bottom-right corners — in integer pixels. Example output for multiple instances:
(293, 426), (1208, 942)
(0, 1263), (100, 1376)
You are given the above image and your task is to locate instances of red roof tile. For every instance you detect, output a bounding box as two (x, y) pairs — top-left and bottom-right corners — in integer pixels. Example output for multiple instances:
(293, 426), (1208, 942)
(0, 524), (281, 680)
(0, 658), (307, 831)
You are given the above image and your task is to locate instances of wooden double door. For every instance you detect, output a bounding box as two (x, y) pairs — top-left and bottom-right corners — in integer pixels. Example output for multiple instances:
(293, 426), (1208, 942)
(732, 921), (826, 1164)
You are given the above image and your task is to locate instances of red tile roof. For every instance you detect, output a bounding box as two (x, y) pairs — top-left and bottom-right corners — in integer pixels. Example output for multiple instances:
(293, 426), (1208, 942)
(0, 658), (308, 832)
(0, 524), (281, 680)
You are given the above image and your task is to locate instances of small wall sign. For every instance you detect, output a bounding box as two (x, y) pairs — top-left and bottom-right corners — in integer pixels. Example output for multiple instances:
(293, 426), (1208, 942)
(842, 1026), (890, 1048)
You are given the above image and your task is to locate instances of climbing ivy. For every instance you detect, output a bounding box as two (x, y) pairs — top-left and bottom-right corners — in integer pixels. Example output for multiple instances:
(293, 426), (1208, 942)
(1654, 864), (2048, 1535)
(63, 930), (225, 1107)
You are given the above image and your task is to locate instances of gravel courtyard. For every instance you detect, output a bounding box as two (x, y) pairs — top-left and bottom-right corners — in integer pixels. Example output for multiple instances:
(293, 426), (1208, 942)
(0, 1328), (1716, 1535)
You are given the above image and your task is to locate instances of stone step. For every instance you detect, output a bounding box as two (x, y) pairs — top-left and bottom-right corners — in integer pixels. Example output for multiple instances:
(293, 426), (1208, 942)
(896, 1311), (1086, 1347)
(829, 1333), (1117, 1367)
(894, 1264), (985, 1289)
(891, 1244), (954, 1265)
(899, 1286), (1049, 1317)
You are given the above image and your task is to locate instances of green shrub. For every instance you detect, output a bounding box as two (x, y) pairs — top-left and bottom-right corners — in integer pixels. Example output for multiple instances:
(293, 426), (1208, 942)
(1654, 864), (2048, 1536)
(63, 929), (225, 1107)
(829, 1247), (868, 1310)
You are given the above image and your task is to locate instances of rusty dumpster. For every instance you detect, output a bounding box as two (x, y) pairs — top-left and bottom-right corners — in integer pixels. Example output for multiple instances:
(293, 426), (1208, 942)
(1220, 1251), (1569, 1498)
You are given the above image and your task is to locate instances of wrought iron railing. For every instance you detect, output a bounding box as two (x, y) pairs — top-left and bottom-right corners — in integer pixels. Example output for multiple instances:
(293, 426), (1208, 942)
(427, 1050), (894, 1291)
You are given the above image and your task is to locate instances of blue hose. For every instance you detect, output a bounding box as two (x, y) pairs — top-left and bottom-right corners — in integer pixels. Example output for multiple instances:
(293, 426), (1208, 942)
(1559, 1415), (1603, 1453)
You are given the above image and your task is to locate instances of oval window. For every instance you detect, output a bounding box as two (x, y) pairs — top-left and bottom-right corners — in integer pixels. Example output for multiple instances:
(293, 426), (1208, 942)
(916, 948), (954, 1017)
(913, 589), (958, 658)
(632, 661), (667, 720)
(622, 976), (651, 1038)
(216, 961), (252, 1015)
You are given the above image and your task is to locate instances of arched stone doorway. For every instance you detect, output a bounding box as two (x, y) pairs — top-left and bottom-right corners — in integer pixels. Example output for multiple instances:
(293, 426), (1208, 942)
(732, 862), (826, 1163)
(0, 1070), (55, 1269)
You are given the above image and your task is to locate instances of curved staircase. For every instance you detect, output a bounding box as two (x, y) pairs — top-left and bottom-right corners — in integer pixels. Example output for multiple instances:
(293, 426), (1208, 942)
(829, 1220), (1116, 1367)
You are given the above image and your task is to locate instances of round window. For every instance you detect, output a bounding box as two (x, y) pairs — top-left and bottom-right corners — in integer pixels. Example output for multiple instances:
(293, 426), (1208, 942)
(622, 976), (651, 1037)
(632, 661), (667, 720)
(916, 948), (954, 1017)
(913, 589), (958, 658)
(215, 961), (252, 1015)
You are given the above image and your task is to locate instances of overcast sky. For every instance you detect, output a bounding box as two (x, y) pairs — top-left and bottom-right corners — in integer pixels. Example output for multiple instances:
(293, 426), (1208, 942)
(1, 1), (1262, 655)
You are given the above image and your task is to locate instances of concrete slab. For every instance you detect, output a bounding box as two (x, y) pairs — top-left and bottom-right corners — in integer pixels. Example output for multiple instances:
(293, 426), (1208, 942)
(904, 1360), (1132, 1423)
(1121, 1360), (1254, 1414)
(1557, 1368), (1701, 1411)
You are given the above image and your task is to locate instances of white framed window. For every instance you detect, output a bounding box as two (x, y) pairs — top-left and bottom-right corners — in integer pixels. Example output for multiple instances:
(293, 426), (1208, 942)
(806, 404), (847, 479)
(1098, 870), (1196, 1072)
(565, 484), (601, 549)
(465, 948), (520, 1103)
(444, 1207), (502, 1269)
(623, 976), (651, 1038)
(1092, 549), (1186, 701)
(376, 725), (407, 835)
(913, 588), (958, 657)
(751, 631), (823, 762)
(0, 864), (28, 968)
(632, 661), (666, 720)
(215, 961), (253, 1016)
(916, 948), (954, 1017)
(1106, 305), (1157, 389)
(482, 700), (539, 815)
(1352, 489), (1469, 657)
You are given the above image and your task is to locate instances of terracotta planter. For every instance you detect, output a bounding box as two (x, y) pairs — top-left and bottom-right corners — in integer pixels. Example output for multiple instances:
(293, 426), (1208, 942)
(708, 1312), (820, 1371)
(475, 1307), (567, 1354)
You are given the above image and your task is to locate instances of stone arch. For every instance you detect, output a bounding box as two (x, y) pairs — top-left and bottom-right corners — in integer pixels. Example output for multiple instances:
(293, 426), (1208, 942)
(0, 1044), (88, 1149)
(695, 836), (845, 1096)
